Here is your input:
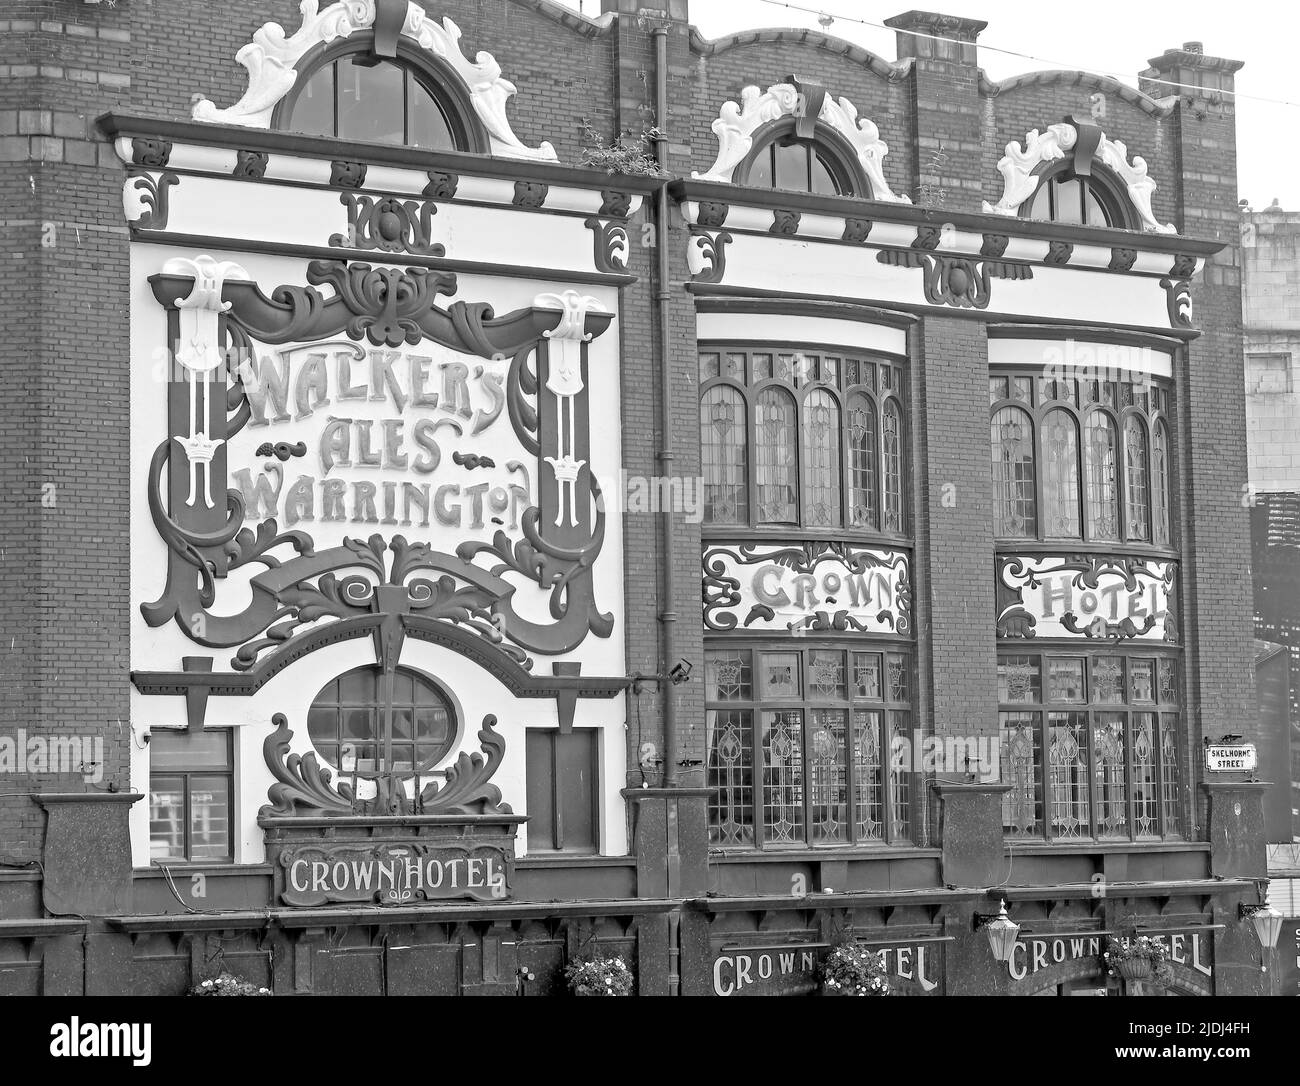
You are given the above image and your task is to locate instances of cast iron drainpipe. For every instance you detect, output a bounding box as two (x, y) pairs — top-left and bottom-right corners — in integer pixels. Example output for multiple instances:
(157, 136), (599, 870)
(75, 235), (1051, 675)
(650, 24), (678, 788)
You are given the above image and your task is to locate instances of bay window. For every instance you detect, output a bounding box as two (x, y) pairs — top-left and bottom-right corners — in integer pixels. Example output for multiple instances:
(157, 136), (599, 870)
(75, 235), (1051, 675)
(706, 646), (914, 848)
(999, 652), (1183, 842)
(990, 370), (1173, 546)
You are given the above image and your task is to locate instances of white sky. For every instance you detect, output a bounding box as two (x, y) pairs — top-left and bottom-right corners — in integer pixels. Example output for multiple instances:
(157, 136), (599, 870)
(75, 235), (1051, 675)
(561, 0), (1299, 211)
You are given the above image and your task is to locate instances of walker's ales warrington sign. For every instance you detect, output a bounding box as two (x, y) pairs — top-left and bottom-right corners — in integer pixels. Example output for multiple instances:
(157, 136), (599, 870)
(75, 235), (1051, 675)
(995, 555), (1178, 642)
(278, 841), (511, 906)
(703, 542), (912, 635)
(141, 256), (619, 674)
(712, 942), (940, 996)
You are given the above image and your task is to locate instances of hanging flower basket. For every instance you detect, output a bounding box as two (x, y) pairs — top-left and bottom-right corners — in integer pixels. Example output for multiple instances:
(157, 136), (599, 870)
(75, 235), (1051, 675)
(1103, 935), (1169, 983)
(819, 943), (893, 996)
(564, 956), (634, 997)
(187, 972), (272, 996)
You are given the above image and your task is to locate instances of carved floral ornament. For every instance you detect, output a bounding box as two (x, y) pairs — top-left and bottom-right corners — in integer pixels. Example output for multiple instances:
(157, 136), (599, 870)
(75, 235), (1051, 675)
(983, 121), (1175, 234)
(191, 0), (557, 161)
(692, 82), (910, 203)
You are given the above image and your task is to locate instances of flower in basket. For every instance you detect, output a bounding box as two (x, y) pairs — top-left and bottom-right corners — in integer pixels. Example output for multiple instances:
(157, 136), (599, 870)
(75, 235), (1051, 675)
(1103, 935), (1170, 979)
(187, 972), (272, 996)
(564, 956), (635, 997)
(820, 943), (893, 996)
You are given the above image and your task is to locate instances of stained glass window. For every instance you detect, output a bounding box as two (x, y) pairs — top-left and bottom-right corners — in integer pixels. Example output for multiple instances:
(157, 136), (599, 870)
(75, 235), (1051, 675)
(997, 653), (1182, 842)
(701, 387), (747, 524)
(1084, 411), (1120, 540)
(847, 393), (878, 529)
(1124, 415), (1150, 542)
(801, 390), (841, 527)
(1152, 419), (1172, 545)
(991, 406), (1037, 538)
(701, 347), (907, 535)
(704, 647), (913, 848)
(1042, 410), (1081, 538)
(991, 368), (1172, 546)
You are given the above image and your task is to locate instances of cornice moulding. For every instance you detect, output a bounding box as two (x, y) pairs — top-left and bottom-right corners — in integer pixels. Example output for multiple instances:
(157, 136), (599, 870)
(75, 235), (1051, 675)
(978, 69), (1176, 119)
(687, 25), (913, 84)
(190, 0), (557, 162)
(98, 113), (660, 201)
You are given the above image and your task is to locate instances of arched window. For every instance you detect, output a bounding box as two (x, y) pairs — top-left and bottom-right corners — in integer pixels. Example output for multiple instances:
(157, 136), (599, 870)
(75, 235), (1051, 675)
(801, 389), (841, 527)
(990, 370), (1175, 547)
(307, 666), (457, 779)
(698, 347), (907, 535)
(739, 121), (863, 197)
(701, 386), (747, 524)
(991, 406), (1037, 538)
(846, 393), (878, 529)
(882, 401), (904, 534)
(1023, 163), (1131, 229)
(1084, 411), (1120, 541)
(755, 388), (799, 524)
(1042, 409), (1081, 538)
(1124, 416), (1151, 542)
(1151, 420), (1172, 545)
(278, 39), (478, 151)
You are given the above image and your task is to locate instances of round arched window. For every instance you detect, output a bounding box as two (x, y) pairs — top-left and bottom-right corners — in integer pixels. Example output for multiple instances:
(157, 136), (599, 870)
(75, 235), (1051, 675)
(1022, 163), (1131, 229)
(307, 666), (457, 779)
(277, 38), (479, 152)
(738, 121), (863, 197)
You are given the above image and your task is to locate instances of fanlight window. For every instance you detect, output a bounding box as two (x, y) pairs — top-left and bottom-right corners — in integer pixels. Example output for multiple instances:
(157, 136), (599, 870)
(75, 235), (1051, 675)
(282, 47), (470, 150)
(308, 666), (457, 779)
(740, 122), (861, 197)
(1023, 164), (1129, 229)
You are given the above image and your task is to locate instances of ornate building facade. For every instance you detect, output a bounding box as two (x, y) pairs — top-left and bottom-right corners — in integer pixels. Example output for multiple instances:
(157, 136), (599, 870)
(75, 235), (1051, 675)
(0, 0), (1274, 995)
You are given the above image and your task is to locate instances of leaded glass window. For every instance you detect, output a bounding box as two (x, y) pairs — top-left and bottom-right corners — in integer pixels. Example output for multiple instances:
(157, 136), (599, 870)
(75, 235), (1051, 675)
(704, 647), (914, 848)
(1124, 416), (1150, 541)
(991, 368), (1173, 546)
(997, 652), (1183, 842)
(1084, 411), (1120, 541)
(701, 385), (747, 524)
(699, 346), (907, 535)
(992, 406), (1037, 538)
(1042, 409), (1081, 538)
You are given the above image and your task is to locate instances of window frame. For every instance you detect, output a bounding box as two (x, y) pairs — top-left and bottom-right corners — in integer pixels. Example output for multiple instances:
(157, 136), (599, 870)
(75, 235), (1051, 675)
(700, 341), (910, 540)
(989, 367), (1176, 550)
(704, 643), (915, 850)
(306, 665), (460, 782)
(148, 728), (235, 865)
(997, 650), (1184, 844)
(272, 33), (486, 153)
(737, 118), (867, 198)
(1020, 160), (1136, 230)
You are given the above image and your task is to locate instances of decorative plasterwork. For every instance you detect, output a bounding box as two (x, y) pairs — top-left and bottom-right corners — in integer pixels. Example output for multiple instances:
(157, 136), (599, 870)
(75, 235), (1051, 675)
(692, 83), (909, 203)
(982, 121), (1175, 234)
(190, 0), (557, 162)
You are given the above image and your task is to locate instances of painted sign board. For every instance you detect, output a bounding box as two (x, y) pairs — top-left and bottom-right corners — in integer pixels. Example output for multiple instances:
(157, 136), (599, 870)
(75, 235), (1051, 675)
(996, 555), (1178, 642)
(703, 542), (911, 636)
(1280, 921), (1300, 997)
(1008, 931), (1212, 981)
(1204, 744), (1258, 773)
(277, 841), (512, 907)
(711, 941), (941, 996)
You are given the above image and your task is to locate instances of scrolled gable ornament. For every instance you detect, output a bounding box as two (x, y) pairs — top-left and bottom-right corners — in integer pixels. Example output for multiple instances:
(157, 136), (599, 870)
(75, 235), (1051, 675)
(191, 0), (558, 162)
(693, 82), (909, 203)
(983, 120), (1176, 234)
